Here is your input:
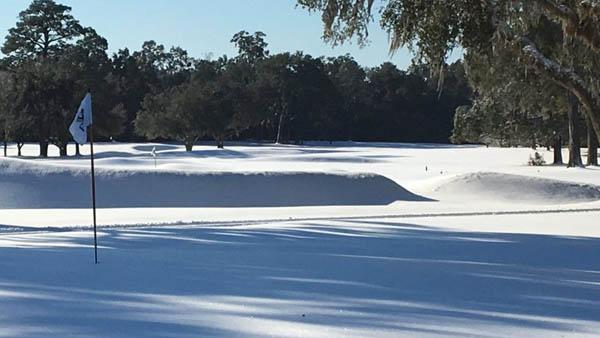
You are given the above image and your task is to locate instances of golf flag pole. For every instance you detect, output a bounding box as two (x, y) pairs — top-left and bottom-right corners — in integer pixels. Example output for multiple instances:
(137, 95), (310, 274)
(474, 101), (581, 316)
(89, 121), (98, 265)
(69, 92), (98, 264)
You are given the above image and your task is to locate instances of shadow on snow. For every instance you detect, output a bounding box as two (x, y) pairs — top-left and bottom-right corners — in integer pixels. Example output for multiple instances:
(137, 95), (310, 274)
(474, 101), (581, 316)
(0, 169), (433, 209)
(0, 220), (599, 336)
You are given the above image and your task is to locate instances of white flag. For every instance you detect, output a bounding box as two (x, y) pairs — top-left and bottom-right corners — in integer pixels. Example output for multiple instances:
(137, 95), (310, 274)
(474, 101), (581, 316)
(69, 93), (93, 145)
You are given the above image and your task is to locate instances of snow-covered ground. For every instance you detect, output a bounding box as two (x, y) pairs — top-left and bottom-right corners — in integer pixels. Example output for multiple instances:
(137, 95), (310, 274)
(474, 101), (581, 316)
(1, 142), (600, 337)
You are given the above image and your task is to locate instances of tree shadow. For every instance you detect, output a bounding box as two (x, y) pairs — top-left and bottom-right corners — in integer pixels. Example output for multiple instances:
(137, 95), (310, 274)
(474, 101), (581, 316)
(0, 219), (599, 336)
(132, 145), (180, 152)
(158, 148), (252, 159)
(301, 141), (482, 150)
(276, 156), (385, 163)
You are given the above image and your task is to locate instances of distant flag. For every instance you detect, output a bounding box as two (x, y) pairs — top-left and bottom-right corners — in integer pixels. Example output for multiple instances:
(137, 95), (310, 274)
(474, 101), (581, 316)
(69, 93), (93, 145)
(151, 146), (157, 168)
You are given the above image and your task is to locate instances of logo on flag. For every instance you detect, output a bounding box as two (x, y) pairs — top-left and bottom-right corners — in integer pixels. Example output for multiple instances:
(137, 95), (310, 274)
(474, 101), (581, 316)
(69, 93), (93, 145)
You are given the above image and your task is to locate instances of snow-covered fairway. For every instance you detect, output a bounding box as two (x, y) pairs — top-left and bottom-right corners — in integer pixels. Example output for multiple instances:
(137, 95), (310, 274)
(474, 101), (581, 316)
(1, 142), (600, 337)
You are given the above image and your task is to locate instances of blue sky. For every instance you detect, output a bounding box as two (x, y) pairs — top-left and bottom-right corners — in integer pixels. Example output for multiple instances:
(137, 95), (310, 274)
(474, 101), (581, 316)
(0, 0), (460, 68)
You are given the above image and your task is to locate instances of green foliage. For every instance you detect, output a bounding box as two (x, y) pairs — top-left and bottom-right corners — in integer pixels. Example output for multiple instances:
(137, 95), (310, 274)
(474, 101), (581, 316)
(0, 71), (32, 145)
(1, 0), (125, 156)
(1, 0), (85, 62)
(452, 43), (569, 147)
(135, 59), (258, 149)
(231, 31), (269, 62)
(298, 0), (600, 145)
(1, 1), (473, 157)
(451, 105), (481, 144)
(111, 41), (196, 139)
(297, 0), (375, 47)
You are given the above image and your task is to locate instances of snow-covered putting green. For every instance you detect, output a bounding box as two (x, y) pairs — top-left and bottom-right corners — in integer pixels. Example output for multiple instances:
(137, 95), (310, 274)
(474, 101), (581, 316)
(1, 142), (600, 337)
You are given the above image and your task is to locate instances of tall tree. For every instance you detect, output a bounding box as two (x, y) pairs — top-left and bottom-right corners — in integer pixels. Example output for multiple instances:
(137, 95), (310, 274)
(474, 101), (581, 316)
(2, 0), (87, 157)
(1, 0), (85, 62)
(325, 55), (366, 140)
(65, 28), (126, 137)
(254, 53), (294, 143)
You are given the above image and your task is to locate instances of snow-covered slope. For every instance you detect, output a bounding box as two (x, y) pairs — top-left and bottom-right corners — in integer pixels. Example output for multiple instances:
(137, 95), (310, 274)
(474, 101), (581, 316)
(432, 172), (600, 204)
(2, 142), (600, 337)
(0, 159), (429, 209)
(2, 142), (600, 226)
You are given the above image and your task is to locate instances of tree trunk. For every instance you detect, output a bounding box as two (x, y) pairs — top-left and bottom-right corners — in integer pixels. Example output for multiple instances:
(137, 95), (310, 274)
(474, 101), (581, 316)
(586, 117), (599, 166)
(3, 140), (7, 157)
(567, 96), (584, 167)
(39, 140), (49, 158)
(75, 143), (81, 156)
(553, 135), (563, 165)
(58, 144), (68, 157)
(276, 112), (286, 144)
(215, 136), (224, 149)
(17, 142), (24, 157)
(184, 139), (194, 152)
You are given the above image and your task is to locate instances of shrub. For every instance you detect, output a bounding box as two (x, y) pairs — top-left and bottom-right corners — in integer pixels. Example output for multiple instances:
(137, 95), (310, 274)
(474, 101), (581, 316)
(528, 152), (545, 166)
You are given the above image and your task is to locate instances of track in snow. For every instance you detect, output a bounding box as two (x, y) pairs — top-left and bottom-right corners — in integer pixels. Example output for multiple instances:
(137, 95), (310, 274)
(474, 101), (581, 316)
(2, 206), (599, 235)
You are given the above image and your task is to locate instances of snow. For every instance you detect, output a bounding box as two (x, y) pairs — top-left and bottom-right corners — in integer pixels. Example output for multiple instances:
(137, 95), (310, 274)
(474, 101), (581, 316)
(1, 142), (600, 337)
(0, 160), (429, 209)
(432, 172), (600, 204)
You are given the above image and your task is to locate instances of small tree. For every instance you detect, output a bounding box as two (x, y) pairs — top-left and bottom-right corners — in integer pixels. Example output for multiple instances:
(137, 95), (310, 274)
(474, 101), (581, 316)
(135, 83), (205, 151)
(529, 152), (546, 166)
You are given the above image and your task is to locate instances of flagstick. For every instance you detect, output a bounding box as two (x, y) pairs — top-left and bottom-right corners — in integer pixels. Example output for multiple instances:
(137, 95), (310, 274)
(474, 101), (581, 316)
(89, 124), (98, 264)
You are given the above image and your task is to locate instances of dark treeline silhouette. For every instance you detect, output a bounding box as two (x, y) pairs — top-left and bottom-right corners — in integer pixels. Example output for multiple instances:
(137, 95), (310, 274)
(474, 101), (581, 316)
(0, 0), (471, 156)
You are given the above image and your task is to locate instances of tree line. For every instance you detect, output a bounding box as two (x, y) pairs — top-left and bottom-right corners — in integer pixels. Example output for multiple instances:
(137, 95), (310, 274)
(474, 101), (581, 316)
(0, 0), (471, 157)
(298, 0), (600, 167)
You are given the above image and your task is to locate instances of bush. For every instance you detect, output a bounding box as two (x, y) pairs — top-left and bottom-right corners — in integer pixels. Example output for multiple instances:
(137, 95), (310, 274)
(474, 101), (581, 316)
(528, 152), (546, 166)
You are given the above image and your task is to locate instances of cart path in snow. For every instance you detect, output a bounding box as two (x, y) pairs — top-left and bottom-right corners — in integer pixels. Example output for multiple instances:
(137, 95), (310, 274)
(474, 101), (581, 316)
(2, 206), (600, 235)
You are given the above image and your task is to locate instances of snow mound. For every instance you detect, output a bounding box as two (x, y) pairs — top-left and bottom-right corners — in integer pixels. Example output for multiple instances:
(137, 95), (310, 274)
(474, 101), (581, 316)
(433, 172), (600, 204)
(0, 161), (430, 209)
